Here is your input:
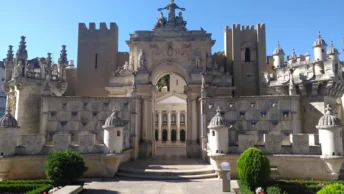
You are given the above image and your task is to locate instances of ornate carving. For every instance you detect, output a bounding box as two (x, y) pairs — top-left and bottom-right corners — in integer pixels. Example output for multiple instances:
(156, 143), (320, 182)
(276, 68), (289, 84)
(299, 64), (314, 81)
(7, 91), (16, 116)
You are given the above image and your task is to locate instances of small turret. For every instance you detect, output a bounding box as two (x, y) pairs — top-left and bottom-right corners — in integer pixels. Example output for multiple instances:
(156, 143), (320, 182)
(316, 104), (343, 158)
(207, 107), (228, 154)
(313, 32), (327, 61)
(272, 41), (285, 68)
(327, 41), (340, 62)
(0, 108), (19, 156)
(103, 106), (128, 154)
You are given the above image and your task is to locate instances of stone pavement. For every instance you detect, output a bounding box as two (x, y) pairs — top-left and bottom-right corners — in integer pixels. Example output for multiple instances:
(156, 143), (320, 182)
(81, 178), (238, 194)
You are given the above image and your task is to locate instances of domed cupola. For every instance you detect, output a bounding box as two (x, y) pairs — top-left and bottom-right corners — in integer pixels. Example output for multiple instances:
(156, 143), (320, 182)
(0, 109), (19, 128)
(327, 41), (340, 55)
(208, 107), (226, 129)
(313, 32), (327, 48)
(103, 107), (127, 128)
(273, 41), (285, 56)
(317, 104), (341, 127)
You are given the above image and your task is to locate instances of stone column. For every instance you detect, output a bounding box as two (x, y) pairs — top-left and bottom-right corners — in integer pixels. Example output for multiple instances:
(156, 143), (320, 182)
(186, 89), (192, 142)
(158, 112), (162, 141)
(168, 111), (171, 141)
(177, 112), (180, 141)
(200, 97), (208, 160)
(192, 97), (198, 141)
(141, 98), (148, 140)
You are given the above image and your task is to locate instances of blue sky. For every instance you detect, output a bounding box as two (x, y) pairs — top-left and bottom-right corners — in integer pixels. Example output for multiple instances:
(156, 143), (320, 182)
(0, 0), (343, 65)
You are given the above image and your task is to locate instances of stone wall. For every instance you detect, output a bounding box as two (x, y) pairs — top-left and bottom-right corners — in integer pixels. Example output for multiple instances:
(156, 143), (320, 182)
(0, 150), (132, 180)
(31, 96), (137, 154)
(203, 95), (301, 142)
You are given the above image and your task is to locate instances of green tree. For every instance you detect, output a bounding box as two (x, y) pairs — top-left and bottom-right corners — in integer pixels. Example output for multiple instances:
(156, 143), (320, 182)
(156, 74), (170, 92)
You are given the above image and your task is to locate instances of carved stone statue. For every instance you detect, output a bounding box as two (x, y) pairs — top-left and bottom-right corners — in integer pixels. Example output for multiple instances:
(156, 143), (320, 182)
(138, 49), (147, 69)
(13, 61), (23, 77)
(194, 56), (200, 68)
(206, 55), (212, 69)
(154, 12), (167, 28)
(175, 12), (187, 27)
(158, 0), (186, 23)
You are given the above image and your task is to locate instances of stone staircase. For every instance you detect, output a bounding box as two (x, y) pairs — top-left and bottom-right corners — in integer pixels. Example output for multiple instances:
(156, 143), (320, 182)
(115, 158), (218, 180)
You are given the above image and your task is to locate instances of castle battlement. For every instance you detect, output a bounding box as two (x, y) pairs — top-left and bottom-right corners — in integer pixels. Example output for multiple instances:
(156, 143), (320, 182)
(78, 22), (118, 36)
(225, 23), (265, 32)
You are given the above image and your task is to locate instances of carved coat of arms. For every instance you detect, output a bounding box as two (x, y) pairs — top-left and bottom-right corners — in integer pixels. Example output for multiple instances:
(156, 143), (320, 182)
(299, 64), (314, 81)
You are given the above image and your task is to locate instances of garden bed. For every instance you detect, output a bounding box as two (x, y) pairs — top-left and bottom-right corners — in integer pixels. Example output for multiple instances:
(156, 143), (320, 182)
(236, 180), (344, 194)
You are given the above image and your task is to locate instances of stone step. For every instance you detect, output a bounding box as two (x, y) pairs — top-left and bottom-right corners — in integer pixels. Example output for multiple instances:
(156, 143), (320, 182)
(118, 167), (215, 176)
(116, 171), (218, 180)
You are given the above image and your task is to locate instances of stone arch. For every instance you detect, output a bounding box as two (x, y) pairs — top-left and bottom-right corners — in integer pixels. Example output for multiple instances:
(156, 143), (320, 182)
(150, 63), (191, 85)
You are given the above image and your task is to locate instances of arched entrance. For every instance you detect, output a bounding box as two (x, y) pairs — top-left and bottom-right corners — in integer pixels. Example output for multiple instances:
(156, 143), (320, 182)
(153, 72), (188, 158)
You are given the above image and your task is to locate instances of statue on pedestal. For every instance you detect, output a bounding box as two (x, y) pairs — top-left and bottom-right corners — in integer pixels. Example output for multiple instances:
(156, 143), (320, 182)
(158, 0), (185, 23)
(175, 12), (187, 28)
(138, 49), (147, 69)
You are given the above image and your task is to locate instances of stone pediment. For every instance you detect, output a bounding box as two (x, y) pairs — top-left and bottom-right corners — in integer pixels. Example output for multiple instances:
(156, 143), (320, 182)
(156, 92), (186, 104)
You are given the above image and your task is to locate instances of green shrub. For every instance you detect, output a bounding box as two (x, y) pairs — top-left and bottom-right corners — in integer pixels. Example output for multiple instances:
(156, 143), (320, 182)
(237, 148), (271, 190)
(238, 180), (254, 194)
(45, 149), (88, 186)
(317, 183), (344, 194)
(267, 186), (282, 194)
(26, 184), (53, 194)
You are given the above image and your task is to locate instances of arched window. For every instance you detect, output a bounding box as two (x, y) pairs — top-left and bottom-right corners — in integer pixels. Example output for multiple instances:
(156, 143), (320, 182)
(163, 114), (167, 125)
(180, 129), (186, 142)
(171, 114), (176, 124)
(212, 130), (215, 136)
(180, 114), (185, 125)
(162, 129), (168, 142)
(245, 48), (251, 62)
(155, 129), (159, 141)
(117, 130), (121, 137)
(171, 129), (177, 141)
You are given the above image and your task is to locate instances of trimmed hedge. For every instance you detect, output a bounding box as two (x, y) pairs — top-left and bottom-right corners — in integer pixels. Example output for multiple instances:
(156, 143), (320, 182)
(237, 148), (271, 190)
(0, 183), (53, 194)
(317, 183), (344, 194)
(45, 150), (88, 186)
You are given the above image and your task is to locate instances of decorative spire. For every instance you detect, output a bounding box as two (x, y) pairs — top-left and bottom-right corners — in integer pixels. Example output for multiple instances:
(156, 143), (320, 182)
(216, 106), (221, 115)
(313, 31), (327, 47)
(318, 31), (321, 38)
(112, 106), (119, 116)
(58, 45), (68, 66)
(5, 45), (14, 63)
(273, 41), (285, 55)
(16, 36), (28, 61)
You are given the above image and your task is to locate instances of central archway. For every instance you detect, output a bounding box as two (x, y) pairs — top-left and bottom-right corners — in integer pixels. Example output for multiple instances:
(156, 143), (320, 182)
(153, 69), (188, 159)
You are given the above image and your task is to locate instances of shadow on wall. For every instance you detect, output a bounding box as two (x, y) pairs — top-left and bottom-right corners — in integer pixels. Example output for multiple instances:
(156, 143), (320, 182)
(301, 98), (325, 134)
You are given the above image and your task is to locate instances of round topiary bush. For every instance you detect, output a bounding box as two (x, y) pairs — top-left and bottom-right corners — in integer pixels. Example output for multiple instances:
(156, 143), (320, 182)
(317, 183), (344, 194)
(237, 147), (271, 190)
(45, 150), (88, 186)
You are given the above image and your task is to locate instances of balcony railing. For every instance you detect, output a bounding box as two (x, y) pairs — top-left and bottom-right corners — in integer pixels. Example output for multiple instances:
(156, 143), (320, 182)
(180, 121), (185, 125)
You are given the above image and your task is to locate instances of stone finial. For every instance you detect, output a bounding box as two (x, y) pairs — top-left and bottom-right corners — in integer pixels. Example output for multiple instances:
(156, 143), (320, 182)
(208, 106), (226, 129)
(58, 45), (68, 66)
(0, 107), (19, 128)
(317, 104), (341, 127)
(16, 36), (28, 60)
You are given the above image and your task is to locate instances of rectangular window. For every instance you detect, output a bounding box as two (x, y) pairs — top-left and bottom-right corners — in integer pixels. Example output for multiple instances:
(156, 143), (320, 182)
(95, 53), (98, 69)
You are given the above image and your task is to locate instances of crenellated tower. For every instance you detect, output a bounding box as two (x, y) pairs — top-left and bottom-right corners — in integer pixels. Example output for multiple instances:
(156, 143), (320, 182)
(76, 23), (119, 96)
(224, 24), (267, 96)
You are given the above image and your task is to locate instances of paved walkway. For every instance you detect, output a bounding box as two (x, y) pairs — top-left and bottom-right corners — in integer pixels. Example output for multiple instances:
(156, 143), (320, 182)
(81, 178), (237, 194)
